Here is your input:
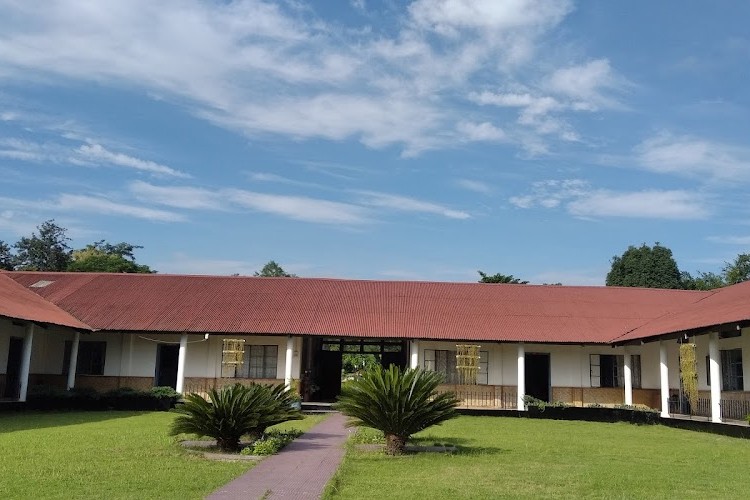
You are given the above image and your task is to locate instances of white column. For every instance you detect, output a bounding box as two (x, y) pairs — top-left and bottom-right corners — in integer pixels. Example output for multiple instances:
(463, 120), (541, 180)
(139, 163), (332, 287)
(175, 333), (188, 394)
(659, 341), (669, 418)
(284, 335), (294, 390)
(517, 343), (525, 410)
(623, 351), (633, 406)
(708, 331), (722, 423)
(66, 331), (81, 390)
(18, 324), (35, 402)
(410, 340), (419, 369)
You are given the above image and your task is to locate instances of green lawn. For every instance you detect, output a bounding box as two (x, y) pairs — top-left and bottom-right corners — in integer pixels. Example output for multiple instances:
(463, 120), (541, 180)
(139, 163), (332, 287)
(325, 416), (750, 499)
(0, 411), (326, 499)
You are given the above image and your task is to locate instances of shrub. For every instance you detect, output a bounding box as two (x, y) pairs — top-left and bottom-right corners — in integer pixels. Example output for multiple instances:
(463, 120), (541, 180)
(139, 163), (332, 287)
(334, 365), (460, 455)
(245, 383), (303, 440)
(150, 386), (180, 399)
(243, 429), (303, 456)
(169, 383), (302, 452)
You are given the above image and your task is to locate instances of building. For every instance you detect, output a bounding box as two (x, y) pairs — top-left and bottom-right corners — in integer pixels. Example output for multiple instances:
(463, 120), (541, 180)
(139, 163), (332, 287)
(2, 271), (749, 423)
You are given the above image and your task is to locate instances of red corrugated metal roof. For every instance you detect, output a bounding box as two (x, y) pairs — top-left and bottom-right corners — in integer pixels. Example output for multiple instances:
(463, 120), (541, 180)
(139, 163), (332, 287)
(0, 273), (91, 330)
(615, 281), (750, 342)
(6, 272), (711, 343)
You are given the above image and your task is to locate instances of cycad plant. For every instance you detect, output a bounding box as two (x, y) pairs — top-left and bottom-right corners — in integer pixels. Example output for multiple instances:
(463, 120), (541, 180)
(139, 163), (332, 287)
(334, 365), (459, 455)
(170, 383), (302, 452)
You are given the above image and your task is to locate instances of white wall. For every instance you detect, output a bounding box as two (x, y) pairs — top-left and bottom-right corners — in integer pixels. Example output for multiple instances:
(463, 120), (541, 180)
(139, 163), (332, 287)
(417, 340), (645, 388)
(118, 333), (301, 380)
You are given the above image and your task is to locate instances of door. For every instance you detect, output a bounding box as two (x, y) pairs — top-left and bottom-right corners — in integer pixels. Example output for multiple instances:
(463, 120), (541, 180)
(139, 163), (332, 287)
(381, 349), (407, 370)
(155, 344), (180, 389)
(525, 353), (551, 402)
(4, 337), (23, 399)
(315, 349), (342, 402)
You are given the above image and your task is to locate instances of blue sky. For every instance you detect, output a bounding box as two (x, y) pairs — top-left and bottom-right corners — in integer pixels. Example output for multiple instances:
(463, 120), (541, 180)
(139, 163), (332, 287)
(1, 0), (749, 284)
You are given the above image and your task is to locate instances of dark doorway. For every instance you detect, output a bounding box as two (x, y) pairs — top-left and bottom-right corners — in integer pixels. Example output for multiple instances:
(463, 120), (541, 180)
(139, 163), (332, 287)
(301, 337), (407, 402)
(525, 353), (550, 402)
(315, 349), (342, 402)
(155, 344), (180, 389)
(381, 350), (407, 369)
(4, 337), (23, 399)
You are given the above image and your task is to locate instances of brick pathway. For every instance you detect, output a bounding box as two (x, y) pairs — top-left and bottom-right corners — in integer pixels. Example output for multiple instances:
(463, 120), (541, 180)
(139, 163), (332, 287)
(207, 412), (349, 499)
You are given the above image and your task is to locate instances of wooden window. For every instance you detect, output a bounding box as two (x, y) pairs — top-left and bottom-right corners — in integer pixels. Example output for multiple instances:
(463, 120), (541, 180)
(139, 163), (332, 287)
(239, 345), (278, 379)
(63, 341), (106, 376)
(590, 354), (641, 389)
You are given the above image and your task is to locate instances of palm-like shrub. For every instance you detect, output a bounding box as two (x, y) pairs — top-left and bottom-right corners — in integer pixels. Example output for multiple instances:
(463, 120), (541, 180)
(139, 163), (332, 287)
(245, 383), (303, 440)
(334, 365), (460, 455)
(170, 383), (302, 452)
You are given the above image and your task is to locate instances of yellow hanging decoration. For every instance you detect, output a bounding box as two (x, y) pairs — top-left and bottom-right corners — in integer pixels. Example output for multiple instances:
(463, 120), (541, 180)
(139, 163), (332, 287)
(679, 343), (698, 411)
(222, 339), (246, 366)
(455, 344), (480, 385)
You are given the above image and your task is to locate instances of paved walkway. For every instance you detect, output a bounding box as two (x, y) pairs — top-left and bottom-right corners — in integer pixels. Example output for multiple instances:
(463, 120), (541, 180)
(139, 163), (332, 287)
(208, 412), (349, 499)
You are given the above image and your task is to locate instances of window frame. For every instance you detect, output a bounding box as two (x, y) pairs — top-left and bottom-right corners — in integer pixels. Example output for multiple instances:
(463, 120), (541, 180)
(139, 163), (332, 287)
(232, 345), (278, 379)
(590, 354), (641, 389)
(423, 348), (489, 385)
(62, 340), (107, 376)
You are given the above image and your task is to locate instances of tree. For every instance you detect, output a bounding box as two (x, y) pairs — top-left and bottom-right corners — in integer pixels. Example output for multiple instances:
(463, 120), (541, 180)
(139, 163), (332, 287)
(13, 220), (72, 271)
(254, 260), (296, 277)
(342, 353), (380, 375)
(334, 365), (460, 455)
(0, 241), (13, 271)
(68, 240), (154, 273)
(605, 243), (683, 289)
(680, 271), (725, 291)
(477, 271), (528, 284)
(722, 253), (750, 285)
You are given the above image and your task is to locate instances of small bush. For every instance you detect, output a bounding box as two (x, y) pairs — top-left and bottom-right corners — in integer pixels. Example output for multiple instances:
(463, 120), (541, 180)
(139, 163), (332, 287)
(150, 386), (180, 399)
(240, 429), (303, 456)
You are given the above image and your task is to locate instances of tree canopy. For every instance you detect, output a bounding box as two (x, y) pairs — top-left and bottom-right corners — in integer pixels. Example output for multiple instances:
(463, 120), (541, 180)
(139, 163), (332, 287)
(682, 253), (750, 290)
(1, 220), (154, 273)
(477, 271), (528, 284)
(605, 243), (683, 289)
(13, 220), (72, 271)
(254, 260), (296, 277)
(607, 242), (750, 291)
(68, 240), (154, 273)
(0, 240), (13, 271)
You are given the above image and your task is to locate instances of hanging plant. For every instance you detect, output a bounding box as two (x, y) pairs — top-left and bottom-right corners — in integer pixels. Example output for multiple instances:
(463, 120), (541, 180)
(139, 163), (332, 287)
(679, 343), (698, 411)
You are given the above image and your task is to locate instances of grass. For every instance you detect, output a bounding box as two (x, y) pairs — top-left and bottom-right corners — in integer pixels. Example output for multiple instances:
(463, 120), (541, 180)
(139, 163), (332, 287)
(0, 411), (326, 499)
(325, 416), (750, 499)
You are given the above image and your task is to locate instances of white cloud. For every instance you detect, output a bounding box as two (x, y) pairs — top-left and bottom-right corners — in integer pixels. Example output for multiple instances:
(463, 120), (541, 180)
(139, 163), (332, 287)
(456, 179), (492, 194)
(0, 0), (608, 156)
(129, 180), (223, 209)
(0, 192), (185, 222)
(706, 235), (750, 245)
(409, 0), (573, 37)
(545, 59), (624, 110)
(131, 181), (370, 225)
(225, 190), (370, 225)
(510, 179), (709, 220)
(456, 121), (507, 142)
(54, 194), (185, 222)
(636, 133), (750, 182)
(567, 190), (708, 220)
(357, 191), (470, 219)
(76, 143), (189, 178)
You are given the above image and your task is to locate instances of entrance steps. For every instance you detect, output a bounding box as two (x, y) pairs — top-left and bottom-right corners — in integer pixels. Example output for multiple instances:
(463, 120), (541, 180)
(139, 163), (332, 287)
(302, 401), (337, 413)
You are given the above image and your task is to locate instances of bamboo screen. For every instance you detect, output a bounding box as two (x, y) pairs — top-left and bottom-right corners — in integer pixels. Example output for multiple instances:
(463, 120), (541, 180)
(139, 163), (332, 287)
(455, 344), (480, 385)
(222, 339), (246, 366)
